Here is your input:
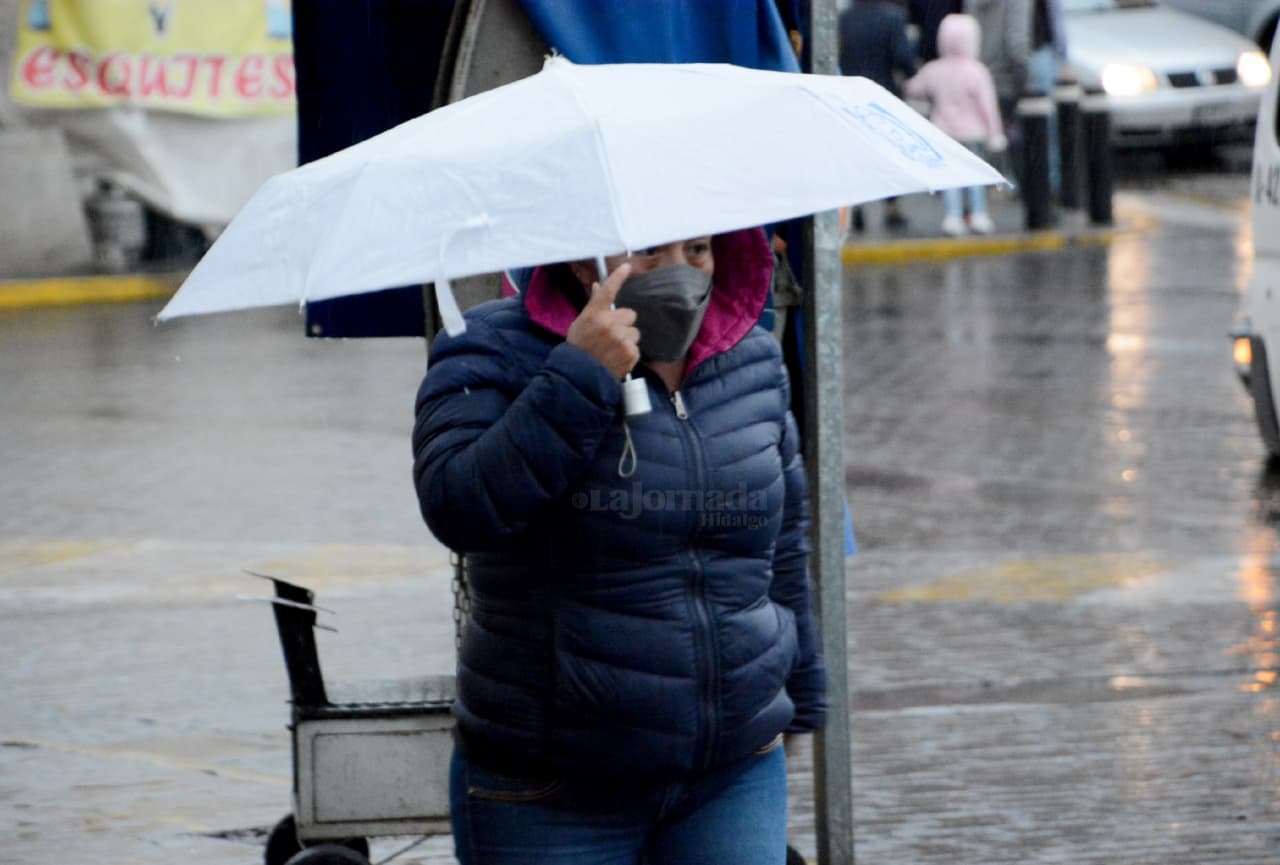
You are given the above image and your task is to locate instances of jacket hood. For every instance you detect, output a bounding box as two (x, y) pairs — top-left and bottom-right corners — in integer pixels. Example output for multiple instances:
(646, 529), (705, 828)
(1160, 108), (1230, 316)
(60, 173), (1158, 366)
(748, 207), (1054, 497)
(520, 227), (774, 374)
(937, 13), (980, 60)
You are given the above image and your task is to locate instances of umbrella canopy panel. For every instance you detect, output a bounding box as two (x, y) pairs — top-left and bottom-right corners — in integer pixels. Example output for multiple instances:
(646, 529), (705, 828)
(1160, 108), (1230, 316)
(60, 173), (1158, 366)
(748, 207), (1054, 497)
(158, 58), (1002, 323)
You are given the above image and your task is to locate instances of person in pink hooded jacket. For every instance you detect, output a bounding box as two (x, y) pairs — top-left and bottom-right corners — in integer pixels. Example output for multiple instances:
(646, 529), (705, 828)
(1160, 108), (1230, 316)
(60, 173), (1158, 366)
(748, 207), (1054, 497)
(903, 12), (1005, 236)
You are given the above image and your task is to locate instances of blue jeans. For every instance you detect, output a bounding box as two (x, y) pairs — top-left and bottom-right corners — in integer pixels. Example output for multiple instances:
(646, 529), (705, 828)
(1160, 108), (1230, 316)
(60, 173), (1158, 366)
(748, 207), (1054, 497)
(942, 185), (990, 220)
(449, 743), (789, 865)
(943, 141), (991, 220)
(1028, 45), (1061, 196)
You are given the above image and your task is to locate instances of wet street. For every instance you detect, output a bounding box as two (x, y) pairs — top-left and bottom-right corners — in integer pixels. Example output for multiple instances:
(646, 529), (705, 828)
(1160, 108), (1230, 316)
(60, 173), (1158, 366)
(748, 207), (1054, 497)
(4, 156), (1279, 864)
(837, 165), (1280, 863)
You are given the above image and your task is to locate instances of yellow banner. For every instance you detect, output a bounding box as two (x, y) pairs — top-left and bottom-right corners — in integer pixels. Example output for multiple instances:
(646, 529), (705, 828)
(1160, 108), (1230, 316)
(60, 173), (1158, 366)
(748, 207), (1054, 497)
(10, 0), (295, 117)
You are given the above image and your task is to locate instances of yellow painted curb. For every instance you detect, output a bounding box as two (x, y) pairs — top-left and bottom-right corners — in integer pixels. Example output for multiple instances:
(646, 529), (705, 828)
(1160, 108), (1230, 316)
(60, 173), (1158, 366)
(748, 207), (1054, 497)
(876, 554), (1169, 604)
(842, 227), (1118, 266)
(0, 228), (1122, 310)
(0, 273), (182, 310)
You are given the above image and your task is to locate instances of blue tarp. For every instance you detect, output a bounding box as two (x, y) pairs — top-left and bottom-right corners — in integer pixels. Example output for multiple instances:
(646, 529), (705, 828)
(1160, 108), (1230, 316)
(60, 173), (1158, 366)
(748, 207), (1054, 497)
(517, 0), (799, 70)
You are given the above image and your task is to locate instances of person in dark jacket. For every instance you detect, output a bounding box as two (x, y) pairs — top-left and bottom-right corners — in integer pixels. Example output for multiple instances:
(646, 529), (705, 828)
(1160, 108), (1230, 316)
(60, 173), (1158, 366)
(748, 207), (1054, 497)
(907, 0), (964, 63)
(413, 226), (826, 864)
(839, 0), (917, 231)
(839, 0), (915, 92)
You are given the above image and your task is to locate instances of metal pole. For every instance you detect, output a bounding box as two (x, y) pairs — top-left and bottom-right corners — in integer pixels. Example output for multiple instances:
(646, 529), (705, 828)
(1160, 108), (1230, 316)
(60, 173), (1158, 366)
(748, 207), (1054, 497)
(1017, 96), (1054, 230)
(1081, 91), (1114, 226)
(1055, 84), (1083, 210)
(805, 1), (855, 863)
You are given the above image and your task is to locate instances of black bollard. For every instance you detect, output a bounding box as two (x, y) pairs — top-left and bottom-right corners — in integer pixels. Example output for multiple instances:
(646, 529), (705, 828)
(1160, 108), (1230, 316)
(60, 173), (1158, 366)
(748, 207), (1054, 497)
(1055, 84), (1083, 210)
(1081, 91), (1114, 226)
(1017, 96), (1054, 230)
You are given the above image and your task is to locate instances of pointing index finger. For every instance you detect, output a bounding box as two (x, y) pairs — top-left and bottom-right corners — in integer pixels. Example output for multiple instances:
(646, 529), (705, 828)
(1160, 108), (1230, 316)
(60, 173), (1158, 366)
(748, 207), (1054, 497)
(589, 262), (631, 308)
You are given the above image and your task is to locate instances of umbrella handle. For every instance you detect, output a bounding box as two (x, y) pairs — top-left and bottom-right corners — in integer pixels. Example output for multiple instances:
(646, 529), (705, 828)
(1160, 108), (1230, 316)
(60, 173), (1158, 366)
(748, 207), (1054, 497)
(622, 375), (651, 417)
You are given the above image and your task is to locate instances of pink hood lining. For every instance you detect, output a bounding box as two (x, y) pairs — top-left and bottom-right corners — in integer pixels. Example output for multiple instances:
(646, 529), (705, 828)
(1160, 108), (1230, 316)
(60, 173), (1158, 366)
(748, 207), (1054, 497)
(519, 227), (775, 378)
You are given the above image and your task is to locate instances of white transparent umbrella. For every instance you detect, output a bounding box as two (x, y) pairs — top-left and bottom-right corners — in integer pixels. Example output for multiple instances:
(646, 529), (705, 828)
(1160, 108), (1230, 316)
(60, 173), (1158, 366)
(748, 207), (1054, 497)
(157, 56), (1004, 333)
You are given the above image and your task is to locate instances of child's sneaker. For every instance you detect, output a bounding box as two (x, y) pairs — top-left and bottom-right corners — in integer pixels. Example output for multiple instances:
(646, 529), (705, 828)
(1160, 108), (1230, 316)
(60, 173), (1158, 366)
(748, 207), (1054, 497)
(968, 212), (995, 235)
(941, 215), (966, 236)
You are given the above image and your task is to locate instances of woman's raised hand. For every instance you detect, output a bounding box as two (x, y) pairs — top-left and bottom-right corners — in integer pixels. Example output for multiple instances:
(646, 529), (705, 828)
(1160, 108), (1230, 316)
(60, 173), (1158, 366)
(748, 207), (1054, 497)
(566, 262), (640, 380)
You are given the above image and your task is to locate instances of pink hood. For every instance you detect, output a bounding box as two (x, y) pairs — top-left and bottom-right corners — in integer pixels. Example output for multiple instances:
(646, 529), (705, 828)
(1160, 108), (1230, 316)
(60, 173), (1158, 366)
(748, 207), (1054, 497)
(937, 11), (980, 60)
(518, 227), (774, 377)
(903, 13), (1003, 143)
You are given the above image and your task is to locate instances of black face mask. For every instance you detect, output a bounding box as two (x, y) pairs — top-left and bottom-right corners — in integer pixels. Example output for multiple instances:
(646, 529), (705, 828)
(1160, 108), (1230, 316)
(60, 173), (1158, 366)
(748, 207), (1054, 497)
(614, 264), (714, 363)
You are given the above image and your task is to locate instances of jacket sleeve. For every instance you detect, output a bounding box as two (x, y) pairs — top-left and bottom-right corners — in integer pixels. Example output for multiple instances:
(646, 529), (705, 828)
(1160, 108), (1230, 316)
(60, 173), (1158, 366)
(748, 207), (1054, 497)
(769, 378), (827, 733)
(902, 63), (930, 100)
(902, 70), (921, 99)
(412, 314), (622, 552)
(1046, 0), (1068, 60)
(1005, 1), (1034, 92)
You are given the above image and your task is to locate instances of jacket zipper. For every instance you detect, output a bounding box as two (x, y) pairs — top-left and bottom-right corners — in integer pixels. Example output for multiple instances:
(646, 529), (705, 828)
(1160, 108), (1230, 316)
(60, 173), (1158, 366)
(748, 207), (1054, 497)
(671, 389), (689, 420)
(669, 388), (717, 769)
(687, 547), (717, 770)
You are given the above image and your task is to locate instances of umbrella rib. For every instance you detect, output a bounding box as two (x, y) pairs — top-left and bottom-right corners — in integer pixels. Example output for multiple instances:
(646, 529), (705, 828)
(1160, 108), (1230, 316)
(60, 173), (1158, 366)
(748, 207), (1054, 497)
(559, 68), (630, 252)
(298, 158), (381, 305)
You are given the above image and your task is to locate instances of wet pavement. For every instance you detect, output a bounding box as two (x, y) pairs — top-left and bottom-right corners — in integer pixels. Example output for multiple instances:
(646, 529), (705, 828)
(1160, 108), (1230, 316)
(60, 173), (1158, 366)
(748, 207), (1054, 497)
(3, 159), (1280, 864)
(833, 166), (1280, 863)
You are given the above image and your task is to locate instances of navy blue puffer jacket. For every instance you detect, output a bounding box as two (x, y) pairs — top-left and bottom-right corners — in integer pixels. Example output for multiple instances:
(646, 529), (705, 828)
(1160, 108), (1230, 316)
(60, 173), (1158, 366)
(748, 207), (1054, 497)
(412, 228), (825, 781)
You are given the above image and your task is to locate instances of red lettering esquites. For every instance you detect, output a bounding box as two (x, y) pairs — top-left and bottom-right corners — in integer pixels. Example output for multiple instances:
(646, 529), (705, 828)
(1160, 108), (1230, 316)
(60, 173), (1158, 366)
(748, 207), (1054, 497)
(19, 45), (296, 106)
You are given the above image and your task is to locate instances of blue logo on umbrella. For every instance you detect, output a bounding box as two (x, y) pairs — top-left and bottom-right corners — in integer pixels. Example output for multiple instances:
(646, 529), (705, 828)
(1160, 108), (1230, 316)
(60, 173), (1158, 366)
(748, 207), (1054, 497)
(846, 103), (945, 168)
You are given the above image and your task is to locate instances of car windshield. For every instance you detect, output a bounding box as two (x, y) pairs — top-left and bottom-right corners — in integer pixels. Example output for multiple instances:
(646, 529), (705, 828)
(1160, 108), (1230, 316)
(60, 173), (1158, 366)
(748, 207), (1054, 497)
(1062, 0), (1155, 12)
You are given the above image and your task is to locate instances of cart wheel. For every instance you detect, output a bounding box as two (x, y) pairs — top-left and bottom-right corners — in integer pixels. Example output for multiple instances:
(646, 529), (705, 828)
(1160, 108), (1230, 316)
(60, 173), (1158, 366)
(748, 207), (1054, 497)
(265, 814), (303, 865)
(265, 814), (369, 865)
(283, 844), (370, 865)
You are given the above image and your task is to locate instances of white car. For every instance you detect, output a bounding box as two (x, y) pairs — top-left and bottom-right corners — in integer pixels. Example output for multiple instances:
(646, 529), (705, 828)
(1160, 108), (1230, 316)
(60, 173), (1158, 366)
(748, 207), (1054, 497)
(1232, 33), (1280, 455)
(1159, 0), (1280, 51)
(1064, 0), (1273, 149)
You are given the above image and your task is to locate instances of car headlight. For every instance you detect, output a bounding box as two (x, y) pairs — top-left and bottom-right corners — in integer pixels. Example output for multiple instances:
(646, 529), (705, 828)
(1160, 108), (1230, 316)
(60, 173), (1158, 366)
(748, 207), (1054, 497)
(1231, 324), (1254, 386)
(1100, 63), (1159, 96)
(1238, 50), (1272, 89)
(1235, 336), (1254, 373)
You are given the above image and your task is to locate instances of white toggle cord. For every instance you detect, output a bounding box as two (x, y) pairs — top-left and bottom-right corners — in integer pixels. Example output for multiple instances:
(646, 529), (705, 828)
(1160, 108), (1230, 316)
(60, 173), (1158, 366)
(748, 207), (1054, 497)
(598, 255), (649, 478)
(435, 215), (494, 336)
(434, 273), (467, 337)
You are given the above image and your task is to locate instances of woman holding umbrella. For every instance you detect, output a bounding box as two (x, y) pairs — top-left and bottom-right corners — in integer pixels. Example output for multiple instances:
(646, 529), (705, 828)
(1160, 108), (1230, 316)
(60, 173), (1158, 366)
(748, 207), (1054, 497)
(412, 226), (826, 864)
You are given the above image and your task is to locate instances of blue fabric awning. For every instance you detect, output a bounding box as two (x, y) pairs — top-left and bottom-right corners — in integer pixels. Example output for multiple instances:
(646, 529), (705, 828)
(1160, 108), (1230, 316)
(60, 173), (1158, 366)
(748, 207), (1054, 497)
(517, 0), (799, 70)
